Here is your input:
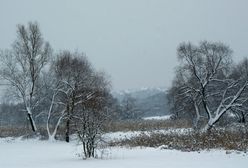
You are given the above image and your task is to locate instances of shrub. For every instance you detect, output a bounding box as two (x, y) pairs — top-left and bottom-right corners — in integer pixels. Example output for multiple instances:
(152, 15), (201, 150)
(110, 129), (248, 151)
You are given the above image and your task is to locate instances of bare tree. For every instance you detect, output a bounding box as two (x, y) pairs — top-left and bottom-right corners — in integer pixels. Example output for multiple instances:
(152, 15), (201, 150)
(167, 70), (202, 128)
(40, 70), (67, 141)
(73, 71), (111, 158)
(0, 22), (51, 132)
(50, 51), (112, 155)
(229, 58), (248, 124)
(39, 52), (112, 142)
(170, 41), (248, 131)
(53, 51), (95, 142)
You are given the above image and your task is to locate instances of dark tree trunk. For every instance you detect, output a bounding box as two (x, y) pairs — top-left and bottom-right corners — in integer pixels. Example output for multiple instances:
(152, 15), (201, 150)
(27, 113), (36, 132)
(240, 112), (246, 123)
(65, 104), (70, 142)
(65, 118), (70, 142)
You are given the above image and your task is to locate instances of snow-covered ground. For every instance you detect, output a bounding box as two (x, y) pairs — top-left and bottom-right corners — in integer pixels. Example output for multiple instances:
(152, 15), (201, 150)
(143, 115), (171, 120)
(0, 137), (247, 168)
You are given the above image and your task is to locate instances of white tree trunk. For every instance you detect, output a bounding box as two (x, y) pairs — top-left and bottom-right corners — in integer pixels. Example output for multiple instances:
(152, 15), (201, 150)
(48, 134), (56, 142)
(203, 81), (248, 131)
(46, 108), (65, 141)
(203, 118), (215, 131)
(193, 101), (201, 129)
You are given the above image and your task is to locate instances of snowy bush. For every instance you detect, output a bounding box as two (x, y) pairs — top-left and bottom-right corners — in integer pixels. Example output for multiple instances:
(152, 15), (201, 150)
(103, 118), (191, 132)
(111, 129), (248, 151)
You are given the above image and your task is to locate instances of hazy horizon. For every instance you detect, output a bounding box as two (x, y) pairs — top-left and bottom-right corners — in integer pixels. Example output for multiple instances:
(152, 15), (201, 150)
(1, 0), (248, 90)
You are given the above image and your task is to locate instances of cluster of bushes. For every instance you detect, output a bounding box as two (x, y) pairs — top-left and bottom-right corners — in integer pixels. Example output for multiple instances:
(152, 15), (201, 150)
(110, 128), (248, 151)
(0, 126), (66, 140)
(103, 118), (191, 132)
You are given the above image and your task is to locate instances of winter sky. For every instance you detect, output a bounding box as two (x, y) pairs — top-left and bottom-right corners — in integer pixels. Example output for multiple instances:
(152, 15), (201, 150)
(0, 0), (248, 90)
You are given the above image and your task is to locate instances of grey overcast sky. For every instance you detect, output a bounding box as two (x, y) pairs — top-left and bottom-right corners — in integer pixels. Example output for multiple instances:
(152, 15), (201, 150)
(0, 0), (248, 90)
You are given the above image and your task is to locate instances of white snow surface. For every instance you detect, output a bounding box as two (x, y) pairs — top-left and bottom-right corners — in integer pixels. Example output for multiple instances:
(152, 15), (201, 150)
(143, 115), (172, 120)
(0, 137), (247, 168)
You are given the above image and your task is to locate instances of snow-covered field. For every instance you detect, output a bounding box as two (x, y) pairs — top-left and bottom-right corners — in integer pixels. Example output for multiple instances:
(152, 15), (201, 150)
(0, 137), (247, 168)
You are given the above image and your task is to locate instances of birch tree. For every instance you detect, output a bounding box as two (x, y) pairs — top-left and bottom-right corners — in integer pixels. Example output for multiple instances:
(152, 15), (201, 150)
(40, 70), (67, 141)
(54, 51), (94, 142)
(0, 22), (51, 132)
(40, 52), (111, 141)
